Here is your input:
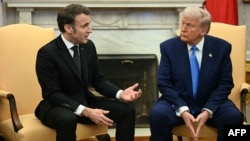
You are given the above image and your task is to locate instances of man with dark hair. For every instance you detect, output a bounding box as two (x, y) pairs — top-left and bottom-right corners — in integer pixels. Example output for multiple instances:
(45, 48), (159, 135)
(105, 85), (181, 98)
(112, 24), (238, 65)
(35, 4), (142, 141)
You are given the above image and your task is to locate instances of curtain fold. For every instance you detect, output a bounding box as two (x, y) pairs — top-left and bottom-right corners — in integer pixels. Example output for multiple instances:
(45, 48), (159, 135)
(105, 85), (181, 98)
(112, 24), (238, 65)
(205, 0), (238, 25)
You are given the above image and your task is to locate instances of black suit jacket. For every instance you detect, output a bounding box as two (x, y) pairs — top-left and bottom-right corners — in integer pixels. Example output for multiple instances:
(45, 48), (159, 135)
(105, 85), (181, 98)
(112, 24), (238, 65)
(35, 35), (120, 121)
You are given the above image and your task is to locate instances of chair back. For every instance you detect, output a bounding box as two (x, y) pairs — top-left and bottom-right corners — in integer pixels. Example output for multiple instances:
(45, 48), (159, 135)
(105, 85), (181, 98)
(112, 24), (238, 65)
(208, 22), (247, 110)
(0, 24), (55, 121)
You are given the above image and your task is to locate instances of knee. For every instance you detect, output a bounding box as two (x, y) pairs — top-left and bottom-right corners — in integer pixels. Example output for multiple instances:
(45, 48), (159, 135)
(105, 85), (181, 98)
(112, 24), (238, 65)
(113, 102), (135, 121)
(218, 110), (244, 125)
(227, 111), (244, 124)
(124, 104), (135, 117)
(149, 106), (168, 126)
(59, 112), (78, 127)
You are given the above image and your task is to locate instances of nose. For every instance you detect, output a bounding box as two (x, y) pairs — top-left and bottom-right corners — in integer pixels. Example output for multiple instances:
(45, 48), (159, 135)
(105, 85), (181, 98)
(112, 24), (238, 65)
(87, 25), (92, 33)
(180, 25), (187, 32)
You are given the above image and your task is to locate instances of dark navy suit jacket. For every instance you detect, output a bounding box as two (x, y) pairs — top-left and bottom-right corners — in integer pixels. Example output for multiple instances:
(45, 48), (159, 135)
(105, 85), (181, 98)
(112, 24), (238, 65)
(157, 35), (234, 113)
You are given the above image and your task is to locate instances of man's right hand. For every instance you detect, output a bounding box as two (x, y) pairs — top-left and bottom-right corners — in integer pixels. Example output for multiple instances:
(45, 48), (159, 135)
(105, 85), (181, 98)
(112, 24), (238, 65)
(81, 107), (113, 126)
(181, 111), (198, 141)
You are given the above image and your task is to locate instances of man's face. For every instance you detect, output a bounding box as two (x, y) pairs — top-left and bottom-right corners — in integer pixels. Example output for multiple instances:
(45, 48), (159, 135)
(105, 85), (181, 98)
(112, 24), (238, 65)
(180, 17), (205, 45)
(68, 13), (92, 44)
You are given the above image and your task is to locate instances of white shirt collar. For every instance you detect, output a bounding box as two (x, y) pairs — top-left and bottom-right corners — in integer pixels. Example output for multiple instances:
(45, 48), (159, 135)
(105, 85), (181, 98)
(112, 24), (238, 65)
(61, 34), (75, 50)
(187, 37), (204, 52)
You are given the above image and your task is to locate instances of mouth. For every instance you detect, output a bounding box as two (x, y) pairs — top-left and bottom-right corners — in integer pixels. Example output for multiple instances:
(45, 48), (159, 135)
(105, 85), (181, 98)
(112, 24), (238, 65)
(83, 35), (88, 39)
(180, 34), (185, 38)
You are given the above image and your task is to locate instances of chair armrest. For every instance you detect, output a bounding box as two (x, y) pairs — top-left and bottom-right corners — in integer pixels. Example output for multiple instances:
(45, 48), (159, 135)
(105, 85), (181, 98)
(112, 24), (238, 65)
(0, 90), (23, 132)
(240, 83), (250, 123)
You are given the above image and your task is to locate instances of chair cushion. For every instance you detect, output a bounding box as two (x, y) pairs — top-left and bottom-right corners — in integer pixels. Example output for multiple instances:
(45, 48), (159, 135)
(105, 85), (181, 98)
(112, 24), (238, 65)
(0, 114), (108, 141)
(172, 124), (217, 139)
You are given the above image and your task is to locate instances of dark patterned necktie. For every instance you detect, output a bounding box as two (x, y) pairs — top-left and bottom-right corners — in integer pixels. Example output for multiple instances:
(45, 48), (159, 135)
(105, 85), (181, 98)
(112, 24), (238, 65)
(71, 45), (81, 74)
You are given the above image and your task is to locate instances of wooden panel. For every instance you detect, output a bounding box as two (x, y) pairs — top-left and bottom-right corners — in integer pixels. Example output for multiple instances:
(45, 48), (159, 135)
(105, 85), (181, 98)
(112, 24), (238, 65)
(80, 136), (149, 141)
(80, 136), (216, 141)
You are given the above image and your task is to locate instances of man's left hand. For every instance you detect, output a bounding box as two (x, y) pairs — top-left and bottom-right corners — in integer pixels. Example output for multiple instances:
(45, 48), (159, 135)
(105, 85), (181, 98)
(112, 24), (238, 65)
(119, 83), (142, 102)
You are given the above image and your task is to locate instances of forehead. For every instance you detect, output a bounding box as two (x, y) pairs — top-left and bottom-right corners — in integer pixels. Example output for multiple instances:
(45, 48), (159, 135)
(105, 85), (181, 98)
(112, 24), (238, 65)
(182, 16), (200, 24)
(74, 13), (91, 25)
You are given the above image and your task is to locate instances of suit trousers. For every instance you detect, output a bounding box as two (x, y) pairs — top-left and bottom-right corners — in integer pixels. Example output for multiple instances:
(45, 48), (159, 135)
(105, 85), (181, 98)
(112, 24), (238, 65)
(149, 100), (243, 141)
(41, 97), (135, 141)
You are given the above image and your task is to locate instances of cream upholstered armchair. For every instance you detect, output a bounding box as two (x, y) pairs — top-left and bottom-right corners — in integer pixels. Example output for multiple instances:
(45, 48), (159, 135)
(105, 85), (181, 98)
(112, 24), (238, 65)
(171, 22), (250, 141)
(0, 24), (110, 141)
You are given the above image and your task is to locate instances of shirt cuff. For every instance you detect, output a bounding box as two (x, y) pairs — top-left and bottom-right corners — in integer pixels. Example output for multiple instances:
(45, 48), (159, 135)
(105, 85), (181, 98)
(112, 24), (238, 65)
(116, 90), (123, 99)
(202, 108), (213, 118)
(176, 106), (189, 117)
(74, 105), (86, 116)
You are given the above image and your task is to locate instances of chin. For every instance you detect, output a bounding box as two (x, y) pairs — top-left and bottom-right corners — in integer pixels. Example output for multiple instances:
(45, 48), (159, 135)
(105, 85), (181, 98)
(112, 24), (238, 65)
(81, 40), (88, 44)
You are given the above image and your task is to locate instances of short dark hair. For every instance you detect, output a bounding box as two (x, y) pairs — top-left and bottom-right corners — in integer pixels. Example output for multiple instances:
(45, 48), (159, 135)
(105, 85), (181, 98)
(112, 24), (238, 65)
(57, 4), (91, 32)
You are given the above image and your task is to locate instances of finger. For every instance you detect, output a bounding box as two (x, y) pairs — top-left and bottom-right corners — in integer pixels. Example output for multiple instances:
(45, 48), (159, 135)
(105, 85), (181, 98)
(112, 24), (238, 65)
(193, 136), (199, 141)
(138, 89), (142, 97)
(133, 89), (142, 96)
(131, 83), (139, 89)
(195, 121), (203, 137)
(193, 118), (198, 122)
(97, 120), (113, 126)
(137, 89), (142, 94)
(191, 115), (198, 122)
(134, 90), (142, 99)
(194, 115), (201, 122)
(131, 94), (138, 100)
(195, 126), (201, 137)
(188, 126), (196, 140)
(101, 110), (110, 115)
(101, 116), (113, 126)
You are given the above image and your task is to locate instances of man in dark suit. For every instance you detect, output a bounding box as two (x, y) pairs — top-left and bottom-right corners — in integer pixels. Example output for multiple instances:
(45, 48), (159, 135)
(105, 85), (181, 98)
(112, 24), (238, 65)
(34, 4), (142, 141)
(149, 6), (243, 141)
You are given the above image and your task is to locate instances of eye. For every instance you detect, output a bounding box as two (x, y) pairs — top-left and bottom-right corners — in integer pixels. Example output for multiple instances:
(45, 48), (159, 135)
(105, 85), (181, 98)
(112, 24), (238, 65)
(187, 23), (195, 28)
(81, 23), (91, 30)
(181, 22), (195, 29)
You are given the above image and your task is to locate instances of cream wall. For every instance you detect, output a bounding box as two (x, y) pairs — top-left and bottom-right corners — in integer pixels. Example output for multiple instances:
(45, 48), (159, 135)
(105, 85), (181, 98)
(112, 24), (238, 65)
(1, 0), (203, 63)
(2, 0), (250, 59)
(0, 1), (6, 26)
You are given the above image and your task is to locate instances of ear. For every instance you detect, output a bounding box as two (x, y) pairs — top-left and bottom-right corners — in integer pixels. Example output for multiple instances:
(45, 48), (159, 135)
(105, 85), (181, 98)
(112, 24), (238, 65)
(64, 24), (73, 33)
(200, 27), (208, 36)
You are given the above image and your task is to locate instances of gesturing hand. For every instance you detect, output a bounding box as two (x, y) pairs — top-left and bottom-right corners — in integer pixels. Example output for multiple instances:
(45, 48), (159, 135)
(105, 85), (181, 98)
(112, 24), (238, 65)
(119, 83), (142, 102)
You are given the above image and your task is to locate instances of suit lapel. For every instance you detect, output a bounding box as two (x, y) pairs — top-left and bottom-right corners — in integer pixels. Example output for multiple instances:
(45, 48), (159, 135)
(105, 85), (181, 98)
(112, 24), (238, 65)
(177, 43), (193, 97)
(56, 37), (83, 82)
(196, 36), (214, 98)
